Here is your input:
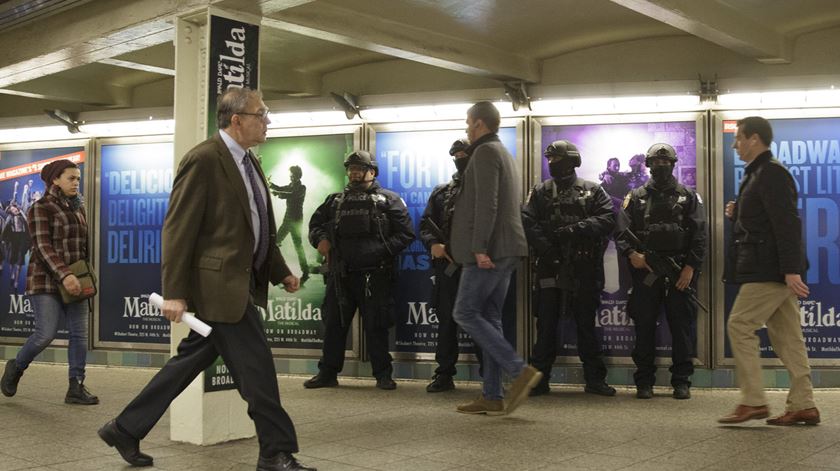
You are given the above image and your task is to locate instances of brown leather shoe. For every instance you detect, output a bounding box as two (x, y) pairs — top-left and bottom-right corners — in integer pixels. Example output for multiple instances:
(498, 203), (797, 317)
(766, 407), (820, 426)
(456, 396), (505, 416)
(718, 404), (770, 424)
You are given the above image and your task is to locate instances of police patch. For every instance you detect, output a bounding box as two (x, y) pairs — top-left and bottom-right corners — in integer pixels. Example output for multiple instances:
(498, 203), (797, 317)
(622, 192), (632, 209)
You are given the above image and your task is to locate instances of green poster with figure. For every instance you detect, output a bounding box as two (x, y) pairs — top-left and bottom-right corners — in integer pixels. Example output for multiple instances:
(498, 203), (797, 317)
(257, 133), (353, 350)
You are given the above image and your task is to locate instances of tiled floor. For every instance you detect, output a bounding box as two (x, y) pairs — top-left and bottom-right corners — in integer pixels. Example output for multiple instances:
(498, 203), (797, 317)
(1, 363), (838, 470)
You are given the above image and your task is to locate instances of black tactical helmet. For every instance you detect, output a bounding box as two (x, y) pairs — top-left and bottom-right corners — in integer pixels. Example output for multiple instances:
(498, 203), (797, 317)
(645, 143), (677, 167)
(344, 150), (378, 176)
(544, 140), (581, 168)
(449, 138), (470, 156)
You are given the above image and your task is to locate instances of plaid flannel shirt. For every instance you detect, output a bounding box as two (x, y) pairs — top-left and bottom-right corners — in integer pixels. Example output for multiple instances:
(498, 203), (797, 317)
(26, 185), (89, 295)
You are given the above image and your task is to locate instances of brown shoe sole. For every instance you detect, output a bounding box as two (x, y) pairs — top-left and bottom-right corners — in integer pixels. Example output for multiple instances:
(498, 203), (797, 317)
(767, 416), (820, 426)
(456, 408), (506, 416)
(718, 410), (769, 424)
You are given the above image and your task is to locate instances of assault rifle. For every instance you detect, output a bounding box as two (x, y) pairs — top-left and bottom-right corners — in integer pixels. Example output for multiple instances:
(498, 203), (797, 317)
(423, 218), (458, 276)
(617, 228), (708, 313)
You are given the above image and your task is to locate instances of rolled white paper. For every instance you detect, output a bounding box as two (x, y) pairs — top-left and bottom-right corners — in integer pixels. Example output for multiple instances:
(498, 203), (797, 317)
(149, 292), (213, 337)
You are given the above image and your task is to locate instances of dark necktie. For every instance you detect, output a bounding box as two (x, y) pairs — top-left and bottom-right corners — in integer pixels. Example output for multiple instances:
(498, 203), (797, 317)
(242, 151), (269, 269)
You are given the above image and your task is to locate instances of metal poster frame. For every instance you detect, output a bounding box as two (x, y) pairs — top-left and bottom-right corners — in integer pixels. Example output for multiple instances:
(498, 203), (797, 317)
(531, 112), (709, 367)
(711, 107), (840, 367)
(0, 138), (92, 347)
(93, 135), (173, 351)
(263, 124), (363, 359)
(367, 118), (529, 363)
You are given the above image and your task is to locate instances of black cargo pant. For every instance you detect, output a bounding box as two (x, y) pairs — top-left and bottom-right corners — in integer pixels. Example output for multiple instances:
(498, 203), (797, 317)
(628, 267), (697, 388)
(530, 262), (607, 385)
(318, 270), (394, 379)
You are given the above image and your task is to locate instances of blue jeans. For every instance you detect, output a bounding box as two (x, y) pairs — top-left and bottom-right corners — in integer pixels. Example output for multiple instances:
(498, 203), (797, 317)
(453, 256), (524, 400)
(16, 294), (89, 379)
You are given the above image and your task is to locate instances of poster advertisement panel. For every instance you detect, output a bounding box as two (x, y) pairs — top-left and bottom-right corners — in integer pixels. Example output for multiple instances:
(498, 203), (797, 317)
(96, 140), (173, 347)
(256, 131), (355, 353)
(719, 115), (840, 362)
(537, 117), (702, 360)
(371, 125), (520, 358)
(0, 145), (86, 342)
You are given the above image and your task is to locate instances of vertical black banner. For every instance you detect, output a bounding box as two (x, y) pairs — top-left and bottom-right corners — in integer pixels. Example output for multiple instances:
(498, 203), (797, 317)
(206, 14), (259, 138)
(204, 14), (259, 392)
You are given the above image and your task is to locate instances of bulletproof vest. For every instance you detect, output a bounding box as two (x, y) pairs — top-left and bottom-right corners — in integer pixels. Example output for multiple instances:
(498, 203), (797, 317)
(635, 185), (690, 252)
(547, 178), (590, 230)
(440, 176), (462, 239)
(333, 190), (387, 239)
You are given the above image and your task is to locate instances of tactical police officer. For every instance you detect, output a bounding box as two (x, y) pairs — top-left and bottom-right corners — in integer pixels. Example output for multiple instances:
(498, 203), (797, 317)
(420, 139), (483, 393)
(304, 150), (415, 390)
(617, 143), (706, 400)
(523, 140), (616, 396)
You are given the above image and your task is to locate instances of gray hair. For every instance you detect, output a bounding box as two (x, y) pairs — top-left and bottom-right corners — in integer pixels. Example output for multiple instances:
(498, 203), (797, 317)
(217, 87), (263, 129)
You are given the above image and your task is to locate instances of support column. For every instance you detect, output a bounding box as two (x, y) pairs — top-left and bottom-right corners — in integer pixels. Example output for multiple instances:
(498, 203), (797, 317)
(169, 7), (261, 445)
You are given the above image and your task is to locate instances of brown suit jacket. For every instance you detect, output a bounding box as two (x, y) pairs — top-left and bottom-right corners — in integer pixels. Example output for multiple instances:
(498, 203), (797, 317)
(162, 132), (292, 323)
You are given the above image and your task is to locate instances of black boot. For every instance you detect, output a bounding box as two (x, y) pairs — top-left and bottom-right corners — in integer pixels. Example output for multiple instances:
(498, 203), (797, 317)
(257, 452), (317, 470)
(585, 382), (617, 397)
(529, 374), (550, 396)
(1, 359), (23, 397)
(426, 374), (455, 393)
(303, 371), (338, 389)
(375, 375), (397, 390)
(65, 377), (99, 405)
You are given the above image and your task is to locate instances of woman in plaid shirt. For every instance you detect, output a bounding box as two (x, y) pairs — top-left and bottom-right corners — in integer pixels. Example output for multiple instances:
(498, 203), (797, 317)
(1, 159), (98, 405)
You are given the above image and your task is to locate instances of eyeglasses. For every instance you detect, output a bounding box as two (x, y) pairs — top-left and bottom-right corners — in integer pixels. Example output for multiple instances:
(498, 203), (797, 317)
(237, 109), (270, 120)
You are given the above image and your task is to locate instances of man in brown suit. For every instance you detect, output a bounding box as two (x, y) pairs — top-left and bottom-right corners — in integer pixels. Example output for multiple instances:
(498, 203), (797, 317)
(98, 88), (315, 471)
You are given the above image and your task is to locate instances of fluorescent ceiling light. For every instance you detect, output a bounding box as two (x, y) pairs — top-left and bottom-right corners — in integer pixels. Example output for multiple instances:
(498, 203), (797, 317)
(0, 125), (80, 143)
(78, 119), (174, 137)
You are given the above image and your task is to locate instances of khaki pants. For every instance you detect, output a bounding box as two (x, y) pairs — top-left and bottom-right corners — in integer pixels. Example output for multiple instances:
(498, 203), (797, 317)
(727, 282), (815, 411)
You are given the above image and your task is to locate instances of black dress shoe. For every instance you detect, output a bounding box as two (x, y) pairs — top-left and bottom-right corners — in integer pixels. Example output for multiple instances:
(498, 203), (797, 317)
(376, 376), (397, 390)
(1, 359), (23, 397)
(426, 374), (455, 393)
(303, 372), (338, 389)
(584, 382), (616, 397)
(636, 386), (653, 399)
(97, 419), (153, 467)
(673, 384), (691, 400)
(257, 452), (317, 471)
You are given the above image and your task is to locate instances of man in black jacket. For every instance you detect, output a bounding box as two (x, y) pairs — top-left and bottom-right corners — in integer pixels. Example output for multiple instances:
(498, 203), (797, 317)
(718, 116), (819, 426)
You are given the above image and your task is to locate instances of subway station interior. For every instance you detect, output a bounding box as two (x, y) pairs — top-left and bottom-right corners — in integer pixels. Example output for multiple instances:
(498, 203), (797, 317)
(1, 1), (840, 470)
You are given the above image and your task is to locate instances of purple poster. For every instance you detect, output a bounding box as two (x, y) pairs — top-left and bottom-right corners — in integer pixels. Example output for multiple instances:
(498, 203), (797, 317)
(540, 121), (697, 358)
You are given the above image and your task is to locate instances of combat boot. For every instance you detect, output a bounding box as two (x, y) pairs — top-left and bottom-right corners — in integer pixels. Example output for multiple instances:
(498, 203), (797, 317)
(65, 377), (99, 405)
(426, 374), (455, 393)
(1, 359), (23, 397)
(303, 371), (338, 389)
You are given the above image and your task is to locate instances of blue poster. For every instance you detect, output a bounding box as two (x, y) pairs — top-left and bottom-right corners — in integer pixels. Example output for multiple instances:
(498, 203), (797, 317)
(98, 142), (173, 344)
(0, 147), (85, 341)
(721, 117), (840, 359)
(541, 121), (698, 359)
(375, 127), (518, 355)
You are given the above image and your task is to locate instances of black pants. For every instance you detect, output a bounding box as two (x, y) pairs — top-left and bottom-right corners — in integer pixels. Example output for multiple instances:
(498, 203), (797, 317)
(116, 301), (298, 458)
(319, 271), (393, 378)
(530, 283), (607, 385)
(628, 268), (697, 388)
(431, 261), (482, 377)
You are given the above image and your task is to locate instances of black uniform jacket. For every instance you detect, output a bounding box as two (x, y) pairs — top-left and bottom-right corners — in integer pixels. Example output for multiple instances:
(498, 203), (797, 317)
(309, 180), (415, 271)
(522, 177), (615, 284)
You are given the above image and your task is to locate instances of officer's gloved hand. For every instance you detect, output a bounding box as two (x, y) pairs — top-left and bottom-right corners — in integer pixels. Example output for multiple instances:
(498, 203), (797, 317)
(541, 247), (561, 263)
